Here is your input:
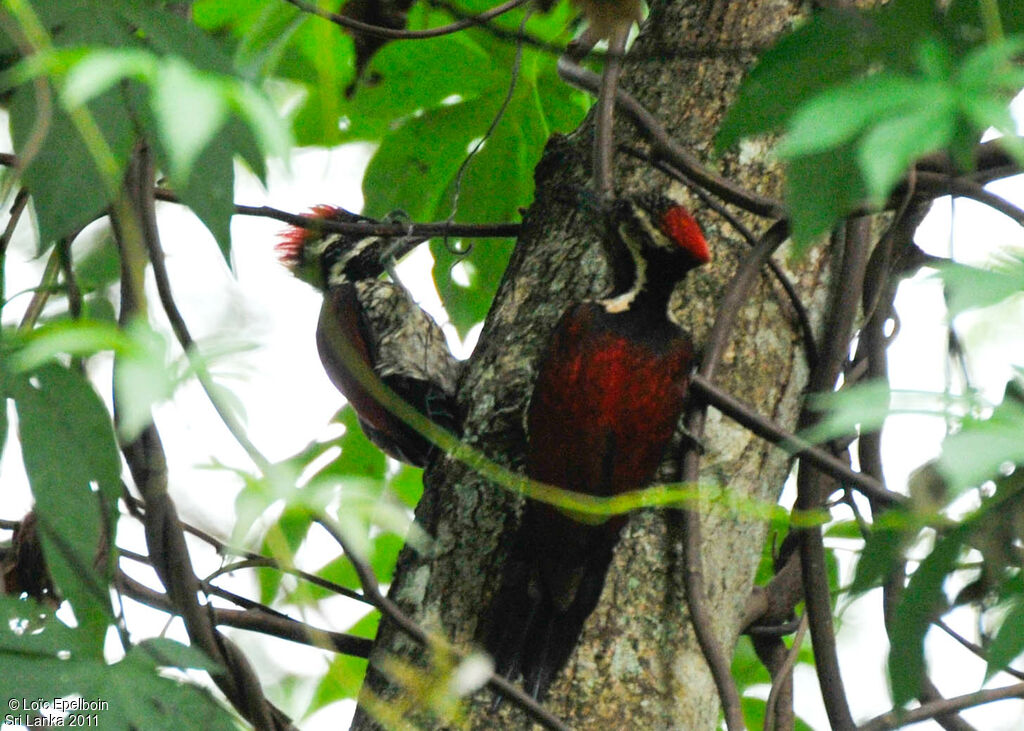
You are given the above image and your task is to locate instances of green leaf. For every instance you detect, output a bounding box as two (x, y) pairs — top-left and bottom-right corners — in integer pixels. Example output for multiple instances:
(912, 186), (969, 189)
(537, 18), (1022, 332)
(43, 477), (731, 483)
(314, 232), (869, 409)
(363, 96), (503, 221)
(11, 363), (121, 653)
(739, 695), (817, 731)
(347, 609), (380, 639)
(335, 28), (493, 143)
(955, 35), (1024, 91)
(5, 5), (142, 244)
(784, 142), (867, 249)
(389, 464), (425, 508)
(74, 233), (121, 292)
(850, 513), (916, 596)
(779, 75), (942, 159)
(323, 407), (389, 480)
(132, 637), (223, 673)
(717, 9), (878, 150)
(313, 533), (404, 598)
(9, 81), (133, 244)
(257, 506), (313, 604)
(118, 1), (235, 76)
(111, 319), (176, 441)
(935, 257), (1024, 316)
(939, 396), (1024, 490)
(9, 318), (130, 373)
(150, 58), (230, 185)
(144, 110), (237, 261)
(801, 380), (893, 444)
(857, 99), (956, 204)
(889, 527), (966, 706)
(987, 595), (1024, 679)
(60, 48), (156, 107)
(0, 391), (7, 470)
(312, 653), (369, 710)
(0, 607), (236, 731)
(227, 80), (291, 165)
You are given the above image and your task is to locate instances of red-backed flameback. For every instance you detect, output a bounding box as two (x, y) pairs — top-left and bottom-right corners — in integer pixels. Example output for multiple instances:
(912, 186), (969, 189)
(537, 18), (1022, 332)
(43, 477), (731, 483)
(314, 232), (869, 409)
(278, 206), (460, 467)
(481, 194), (711, 699)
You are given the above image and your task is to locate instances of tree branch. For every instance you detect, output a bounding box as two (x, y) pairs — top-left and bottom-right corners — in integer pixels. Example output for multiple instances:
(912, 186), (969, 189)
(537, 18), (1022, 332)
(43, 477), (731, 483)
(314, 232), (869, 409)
(112, 145), (290, 730)
(793, 217), (873, 731)
(117, 571), (375, 658)
(557, 57), (786, 218)
(280, 0), (528, 40)
(679, 221), (793, 731)
(314, 514), (571, 731)
(153, 188), (521, 239)
(858, 683), (1024, 731)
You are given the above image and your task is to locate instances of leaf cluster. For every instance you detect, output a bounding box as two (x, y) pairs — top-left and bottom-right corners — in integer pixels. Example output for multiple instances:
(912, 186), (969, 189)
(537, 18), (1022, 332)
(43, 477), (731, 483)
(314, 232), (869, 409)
(719, 0), (1024, 247)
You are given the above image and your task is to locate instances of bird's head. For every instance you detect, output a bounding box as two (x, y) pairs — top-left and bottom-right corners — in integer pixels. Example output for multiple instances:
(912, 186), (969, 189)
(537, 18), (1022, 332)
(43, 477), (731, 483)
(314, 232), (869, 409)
(277, 205), (388, 290)
(612, 194), (710, 271)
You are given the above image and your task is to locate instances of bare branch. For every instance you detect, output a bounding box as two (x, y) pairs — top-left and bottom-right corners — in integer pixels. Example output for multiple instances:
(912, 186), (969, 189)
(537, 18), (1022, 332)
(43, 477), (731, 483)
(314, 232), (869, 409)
(858, 683), (1024, 731)
(153, 188), (521, 239)
(117, 572), (374, 658)
(280, 0), (528, 40)
(679, 221), (793, 731)
(557, 57), (786, 218)
(314, 514), (571, 731)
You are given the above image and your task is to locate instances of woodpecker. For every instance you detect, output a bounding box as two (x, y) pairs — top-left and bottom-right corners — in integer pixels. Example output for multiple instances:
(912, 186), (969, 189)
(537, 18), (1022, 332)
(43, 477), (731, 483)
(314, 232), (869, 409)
(278, 206), (461, 467)
(481, 194), (710, 700)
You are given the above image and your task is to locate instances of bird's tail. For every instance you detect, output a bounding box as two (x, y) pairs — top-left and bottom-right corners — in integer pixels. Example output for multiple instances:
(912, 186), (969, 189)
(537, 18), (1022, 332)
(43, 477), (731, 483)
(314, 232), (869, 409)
(480, 503), (624, 701)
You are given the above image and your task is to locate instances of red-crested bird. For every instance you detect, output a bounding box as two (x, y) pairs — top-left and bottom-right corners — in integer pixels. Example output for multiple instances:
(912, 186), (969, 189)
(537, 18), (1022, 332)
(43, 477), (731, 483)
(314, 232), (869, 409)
(481, 194), (710, 700)
(278, 206), (461, 467)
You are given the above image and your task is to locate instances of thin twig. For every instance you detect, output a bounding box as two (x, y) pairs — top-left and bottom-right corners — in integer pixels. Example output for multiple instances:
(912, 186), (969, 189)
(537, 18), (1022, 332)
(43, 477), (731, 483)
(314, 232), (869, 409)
(679, 221), (792, 731)
(935, 619), (1024, 683)
(794, 218), (872, 731)
(117, 572), (374, 658)
(313, 514), (571, 731)
(112, 146), (289, 730)
(0, 188), (29, 259)
(911, 171), (1024, 227)
(280, 0), (528, 40)
(443, 6), (531, 253)
(18, 246), (61, 331)
(121, 493), (370, 605)
(764, 613), (808, 731)
(153, 188), (521, 239)
(593, 29), (628, 199)
(143, 208), (273, 474)
(858, 682), (1024, 731)
(0, 188), (31, 308)
(690, 376), (903, 507)
(556, 57), (785, 218)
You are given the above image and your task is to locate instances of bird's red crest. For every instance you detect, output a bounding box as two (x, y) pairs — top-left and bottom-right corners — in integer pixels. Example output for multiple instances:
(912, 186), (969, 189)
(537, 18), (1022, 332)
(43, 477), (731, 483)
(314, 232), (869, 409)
(660, 206), (711, 264)
(276, 204), (342, 266)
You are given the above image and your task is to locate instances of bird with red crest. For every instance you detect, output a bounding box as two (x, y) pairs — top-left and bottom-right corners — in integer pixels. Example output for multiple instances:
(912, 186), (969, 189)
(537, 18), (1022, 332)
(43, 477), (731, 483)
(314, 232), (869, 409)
(480, 193), (710, 700)
(278, 206), (461, 467)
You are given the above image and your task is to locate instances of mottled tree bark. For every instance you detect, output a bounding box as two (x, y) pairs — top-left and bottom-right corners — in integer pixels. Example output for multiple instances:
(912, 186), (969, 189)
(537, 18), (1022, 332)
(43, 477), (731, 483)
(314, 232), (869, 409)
(353, 1), (836, 728)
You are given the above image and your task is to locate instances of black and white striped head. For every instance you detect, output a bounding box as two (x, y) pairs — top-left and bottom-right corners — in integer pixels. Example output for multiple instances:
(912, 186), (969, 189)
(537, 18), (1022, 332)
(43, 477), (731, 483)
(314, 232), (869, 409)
(277, 205), (393, 290)
(611, 194), (710, 269)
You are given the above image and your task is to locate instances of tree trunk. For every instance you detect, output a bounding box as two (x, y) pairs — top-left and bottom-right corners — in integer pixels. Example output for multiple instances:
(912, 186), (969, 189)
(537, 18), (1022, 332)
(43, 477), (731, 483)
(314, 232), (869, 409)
(353, 0), (835, 728)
